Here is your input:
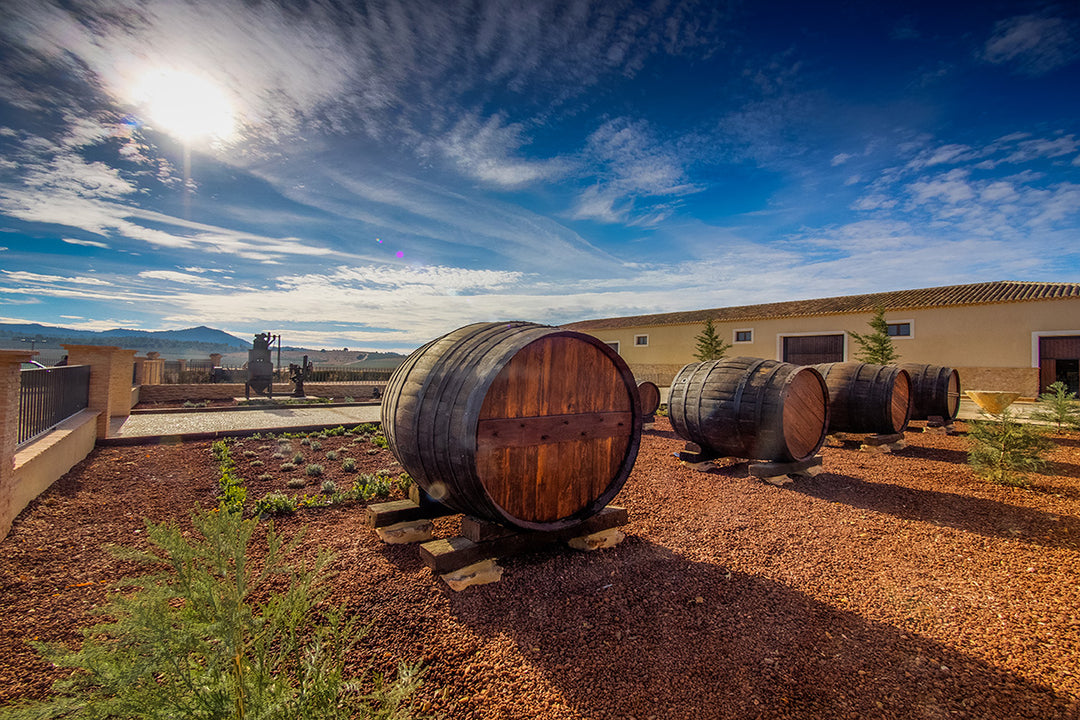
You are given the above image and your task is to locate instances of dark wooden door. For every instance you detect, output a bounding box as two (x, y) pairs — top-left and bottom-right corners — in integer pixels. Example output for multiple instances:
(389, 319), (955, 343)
(783, 334), (844, 365)
(1039, 336), (1080, 394)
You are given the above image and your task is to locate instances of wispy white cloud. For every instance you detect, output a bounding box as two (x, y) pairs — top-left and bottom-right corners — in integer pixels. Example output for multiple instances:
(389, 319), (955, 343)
(572, 117), (697, 224)
(62, 237), (110, 249)
(981, 14), (1079, 76)
(138, 270), (218, 286)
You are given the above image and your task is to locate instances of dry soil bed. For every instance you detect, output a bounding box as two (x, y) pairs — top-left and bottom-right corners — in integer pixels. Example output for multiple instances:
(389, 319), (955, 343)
(1, 418), (1079, 719)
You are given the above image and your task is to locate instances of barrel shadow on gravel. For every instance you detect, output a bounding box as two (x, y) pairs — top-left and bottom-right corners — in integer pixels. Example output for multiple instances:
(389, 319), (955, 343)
(894, 445), (972, 465)
(789, 473), (1079, 549)
(454, 540), (1076, 720)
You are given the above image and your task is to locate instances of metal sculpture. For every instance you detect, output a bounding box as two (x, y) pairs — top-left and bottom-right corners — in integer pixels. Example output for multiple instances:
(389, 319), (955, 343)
(245, 332), (278, 399)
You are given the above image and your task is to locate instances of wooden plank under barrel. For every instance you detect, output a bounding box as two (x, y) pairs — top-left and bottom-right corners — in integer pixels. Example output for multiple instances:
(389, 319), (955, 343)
(668, 357), (829, 463)
(381, 322), (642, 531)
(812, 362), (912, 434)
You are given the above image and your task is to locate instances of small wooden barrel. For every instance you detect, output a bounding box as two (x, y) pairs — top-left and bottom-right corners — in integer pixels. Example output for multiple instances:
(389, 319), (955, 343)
(812, 362), (912, 434)
(899, 363), (961, 420)
(668, 357), (829, 462)
(381, 322), (642, 531)
(637, 381), (661, 416)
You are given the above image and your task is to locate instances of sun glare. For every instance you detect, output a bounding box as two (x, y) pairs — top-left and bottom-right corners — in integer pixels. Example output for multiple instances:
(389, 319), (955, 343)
(130, 69), (236, 143)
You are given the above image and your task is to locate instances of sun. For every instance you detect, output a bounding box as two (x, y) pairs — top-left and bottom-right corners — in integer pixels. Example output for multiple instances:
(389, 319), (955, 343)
(130, 69), (236, 143)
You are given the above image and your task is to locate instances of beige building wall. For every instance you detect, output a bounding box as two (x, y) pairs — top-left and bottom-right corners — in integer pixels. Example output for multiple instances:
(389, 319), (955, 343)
(581, 297), (1080, 397)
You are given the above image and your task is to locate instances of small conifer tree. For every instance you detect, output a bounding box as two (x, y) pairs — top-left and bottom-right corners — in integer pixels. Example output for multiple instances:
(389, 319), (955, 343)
(848, 306), (899, 365)
(693, 318), (732, 362)
(1, 505), (423, 720)
(967, 408), (1052, 487)
(1029, 381), (1080, 431)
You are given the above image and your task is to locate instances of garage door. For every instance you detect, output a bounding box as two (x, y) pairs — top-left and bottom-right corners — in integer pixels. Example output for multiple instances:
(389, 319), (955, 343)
(782, 334), (844, 365)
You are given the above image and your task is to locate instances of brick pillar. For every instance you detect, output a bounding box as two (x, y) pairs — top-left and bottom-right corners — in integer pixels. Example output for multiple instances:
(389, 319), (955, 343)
(134, 356), (148, 385)
(145, 358), (164, 384)
(209, 353), (223, 367)
(63, 345), (137, 438)
(0, 350), (35, 540)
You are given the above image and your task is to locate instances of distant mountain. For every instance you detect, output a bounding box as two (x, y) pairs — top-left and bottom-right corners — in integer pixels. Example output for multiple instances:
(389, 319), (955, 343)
(0, 322), (250, 353)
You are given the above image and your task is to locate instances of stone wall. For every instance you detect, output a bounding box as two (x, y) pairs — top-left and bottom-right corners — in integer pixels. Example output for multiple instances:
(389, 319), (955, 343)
(137, 382), (386, 404)
(954, 367), (1040, 399)
(626, 363), (685, 387)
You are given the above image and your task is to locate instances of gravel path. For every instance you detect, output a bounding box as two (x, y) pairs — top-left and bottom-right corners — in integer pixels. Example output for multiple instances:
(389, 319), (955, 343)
(2, 418), (1078, 719)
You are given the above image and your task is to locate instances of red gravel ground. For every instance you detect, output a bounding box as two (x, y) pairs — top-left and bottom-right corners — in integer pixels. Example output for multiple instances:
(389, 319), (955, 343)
(1, 418), (1079, 719)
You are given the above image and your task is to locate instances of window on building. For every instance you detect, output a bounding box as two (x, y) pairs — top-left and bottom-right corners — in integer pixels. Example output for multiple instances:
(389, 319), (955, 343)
(634, 335), (649, 347)
(887, 322), (911, 337)
(605, 341), (620, 354)
(734, 329), (753, 343)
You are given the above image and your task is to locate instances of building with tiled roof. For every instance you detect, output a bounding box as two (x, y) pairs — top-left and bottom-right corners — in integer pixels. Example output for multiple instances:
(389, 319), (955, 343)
(562, 281), (1080, 398)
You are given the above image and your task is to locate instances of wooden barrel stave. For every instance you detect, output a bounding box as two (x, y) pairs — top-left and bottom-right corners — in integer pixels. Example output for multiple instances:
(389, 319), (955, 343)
(382, 322), (641, 530)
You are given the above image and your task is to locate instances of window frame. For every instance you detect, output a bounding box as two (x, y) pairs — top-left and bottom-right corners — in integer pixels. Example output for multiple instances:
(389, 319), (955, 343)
(885, 319), (915, 340)
(733, 328), (753, 344)
(634, 334), (649, 347)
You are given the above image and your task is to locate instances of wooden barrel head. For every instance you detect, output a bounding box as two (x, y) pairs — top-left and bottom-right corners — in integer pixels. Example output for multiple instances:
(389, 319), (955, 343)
(946, 369), (961, 418)
(782, 368), (829, 461)
(890, 370), (912, 432)
(475, 334), (636, 524)
(637, 381), (661, 416)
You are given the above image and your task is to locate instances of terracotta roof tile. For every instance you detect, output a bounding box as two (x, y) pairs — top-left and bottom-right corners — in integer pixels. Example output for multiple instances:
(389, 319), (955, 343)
(562, 281), (1080, 331)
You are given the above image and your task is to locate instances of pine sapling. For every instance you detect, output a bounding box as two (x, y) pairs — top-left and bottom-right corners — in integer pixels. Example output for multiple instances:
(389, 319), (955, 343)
(1029, 381), (1080, 431)
(848, 306), (899, 365)
(693, 318), (732, 362)
(967, 408), (1052, 487)
(1, 505), (423, 720)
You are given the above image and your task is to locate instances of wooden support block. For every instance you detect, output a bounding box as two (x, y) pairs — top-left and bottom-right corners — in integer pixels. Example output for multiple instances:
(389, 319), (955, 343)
(419, 506), (629, 575)
(441, 559), (504, 591)
(748, 455), (823, 482)
(460, 516), (516, 543)
(376, 519), (434, 544)
(678, 442), (719, 463)
(863, 432), (904, 446)
(926, 415), (945, 428)
(364, 497), (456, 528)
(568, 528), (625, 551)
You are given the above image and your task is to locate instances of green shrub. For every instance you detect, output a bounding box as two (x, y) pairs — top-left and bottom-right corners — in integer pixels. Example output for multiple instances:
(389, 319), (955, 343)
(342, 458), (357, 472)
(249, 460), (264, 468)
(254, 491), (298, 516)
(310, 440), (323, 451)
(280, 462), (297, 472)
(257, 473), (274, 482)
(1029, 381), (1080, 431)
(370, 432), (389, 450)
(968, 409), (1053, 487)
(326, 450), (339, 461)
(306, 463), (324, 477)
(0, 505), (423, 719)
(292, 451), (305, 464)
(287, 478), (308, 489)
(321, 480), (338, 495)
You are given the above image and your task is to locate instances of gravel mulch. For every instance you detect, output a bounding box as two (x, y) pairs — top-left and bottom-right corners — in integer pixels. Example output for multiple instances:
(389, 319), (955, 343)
(1, 418), (1079, 719)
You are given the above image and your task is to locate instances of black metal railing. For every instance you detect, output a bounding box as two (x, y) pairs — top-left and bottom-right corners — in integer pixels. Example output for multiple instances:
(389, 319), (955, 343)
(18, 365), (91, 445)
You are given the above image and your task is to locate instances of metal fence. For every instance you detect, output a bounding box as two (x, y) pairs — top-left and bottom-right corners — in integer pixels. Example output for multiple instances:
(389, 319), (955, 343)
(18, 365), (91, 446)
(160, 361), (394, 384)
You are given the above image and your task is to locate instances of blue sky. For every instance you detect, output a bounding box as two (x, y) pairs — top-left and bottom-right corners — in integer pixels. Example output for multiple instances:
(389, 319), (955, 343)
(0, 0), (1077, 351)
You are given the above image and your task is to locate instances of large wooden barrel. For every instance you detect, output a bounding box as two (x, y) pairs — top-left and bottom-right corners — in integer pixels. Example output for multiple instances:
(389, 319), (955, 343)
(812, 362), (912, 434)
(637, 381), (661, 416)
(899, 363), (961, 420)
(381, 322), (642, 531)
(668, 357), (829, 462)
